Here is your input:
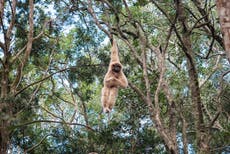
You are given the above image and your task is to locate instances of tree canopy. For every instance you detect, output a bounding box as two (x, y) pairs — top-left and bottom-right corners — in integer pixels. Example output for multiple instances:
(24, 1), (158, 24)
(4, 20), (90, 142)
(0, 0), (229, 154)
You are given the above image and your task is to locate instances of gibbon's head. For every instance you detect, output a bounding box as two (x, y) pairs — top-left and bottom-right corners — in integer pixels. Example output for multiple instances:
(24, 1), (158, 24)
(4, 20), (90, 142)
(111, 63), (122, 73)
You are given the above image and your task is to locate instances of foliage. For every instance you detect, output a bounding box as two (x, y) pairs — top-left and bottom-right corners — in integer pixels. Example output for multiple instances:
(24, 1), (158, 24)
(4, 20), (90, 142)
(0, 0), (229, 153)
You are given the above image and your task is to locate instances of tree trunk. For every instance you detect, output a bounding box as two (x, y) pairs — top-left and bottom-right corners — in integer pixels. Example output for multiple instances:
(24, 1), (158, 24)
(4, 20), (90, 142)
(138, 25), (179, 153)
(0, 120), (10, 154)
(175, 0), (210, 153)
(0, 0), (34, 153)
(152, 112), (178, 154)
(0, 34), (11, 153)
(0, 59), (10, 154)
(180, 114), (188, 154)
(216, 0), (230, 63)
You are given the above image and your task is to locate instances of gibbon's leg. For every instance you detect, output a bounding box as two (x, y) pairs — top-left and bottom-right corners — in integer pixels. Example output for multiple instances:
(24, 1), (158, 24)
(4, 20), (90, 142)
(108, 87), (118, 111)
(101, 87), (111, 113)
(101, 86), (118, 113)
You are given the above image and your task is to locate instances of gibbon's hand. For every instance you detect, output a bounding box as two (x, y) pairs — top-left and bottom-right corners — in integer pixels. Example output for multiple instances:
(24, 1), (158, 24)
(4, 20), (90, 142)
(105, 77), (127, 88)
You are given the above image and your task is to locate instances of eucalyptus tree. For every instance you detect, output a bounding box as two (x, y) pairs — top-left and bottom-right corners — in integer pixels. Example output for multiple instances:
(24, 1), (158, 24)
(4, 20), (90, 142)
(66, 0), (229, 153)
(1, 0), (229, 153)
(0, 0), (61, 153)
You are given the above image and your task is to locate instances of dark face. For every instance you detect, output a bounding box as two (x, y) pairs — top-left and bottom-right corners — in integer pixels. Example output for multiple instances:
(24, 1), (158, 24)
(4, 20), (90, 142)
(112, 63), (121, 73)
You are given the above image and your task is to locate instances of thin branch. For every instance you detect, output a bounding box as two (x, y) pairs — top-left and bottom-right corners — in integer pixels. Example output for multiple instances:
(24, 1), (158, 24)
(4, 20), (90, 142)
(199, 55), (220, 88)
(15, 63), (104, 96)
(151, 1), (186, 52)
(128, 81), (146, 102)
(13, 120), (95, 132)
(189, 14), (209, 32)
(6, 0), (16, 40)
(15, 68), (69, 96)
(62, 71), (78, 112)
(148, 44), (164, 111)
(24, 134), (50, 153)
(209, 112), (220, 128)
(11, 20), (52, 64)
(193, 0), (224, 47)
(167, 57), (181, 70)
(151, 0), (172, 24)
(81, 0), (112, 40)
(139, 24), (152, 109)
(211, 145), (230, 152)
(75, 91), (89, 126)
(205, 36), (215, 59)
(28, 48), (55, 104)
(162, 11), (178, 53)
(33, 19), (52, 40)
(217, 70), (230, 98)
(40, 105), (64, 121)
(119, 37), (143, 67)
(11, 45), (26, 64)
(54, 93), (76, 106)
(122, 0), (133, 22)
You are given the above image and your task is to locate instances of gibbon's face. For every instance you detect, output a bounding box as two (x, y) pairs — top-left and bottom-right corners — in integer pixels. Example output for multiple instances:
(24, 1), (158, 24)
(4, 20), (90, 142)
(112, 63), (122, 73)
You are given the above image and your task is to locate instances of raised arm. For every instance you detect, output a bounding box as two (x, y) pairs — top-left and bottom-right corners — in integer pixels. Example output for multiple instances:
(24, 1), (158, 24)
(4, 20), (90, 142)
(110, 39), (120, 63)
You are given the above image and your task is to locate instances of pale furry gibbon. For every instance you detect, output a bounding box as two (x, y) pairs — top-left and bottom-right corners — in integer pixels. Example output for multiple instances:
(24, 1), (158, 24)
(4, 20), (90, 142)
(101, 40), (128, 113)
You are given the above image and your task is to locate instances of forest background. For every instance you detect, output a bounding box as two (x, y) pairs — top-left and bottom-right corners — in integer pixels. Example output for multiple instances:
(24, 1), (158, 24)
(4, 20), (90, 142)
(0, 0), (229, 153)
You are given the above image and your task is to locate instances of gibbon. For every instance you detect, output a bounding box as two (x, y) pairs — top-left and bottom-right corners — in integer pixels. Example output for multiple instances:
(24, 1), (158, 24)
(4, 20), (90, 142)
(101, 40), (128, 113)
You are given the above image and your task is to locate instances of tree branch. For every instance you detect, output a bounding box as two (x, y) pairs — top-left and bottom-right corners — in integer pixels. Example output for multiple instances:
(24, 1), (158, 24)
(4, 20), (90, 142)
(25, 134), (50, 153)
(81, 0), (112, 40)
(199, 55), (220, 88)
(11, 20), (52, 64)
(15, 67), (69, 96)
(6, 0), (16, 40)
(128, 81), (146, 102)
(11, 0), (34, 92)
(13, 120), (95, 132)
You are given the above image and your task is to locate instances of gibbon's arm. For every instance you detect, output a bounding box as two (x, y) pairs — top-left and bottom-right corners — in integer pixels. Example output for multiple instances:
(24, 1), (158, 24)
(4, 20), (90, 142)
(105, 75), (128, 88)
(110, 40), (120, 63)
(105, 77), (120, 87)
(119, 72), (128, 88)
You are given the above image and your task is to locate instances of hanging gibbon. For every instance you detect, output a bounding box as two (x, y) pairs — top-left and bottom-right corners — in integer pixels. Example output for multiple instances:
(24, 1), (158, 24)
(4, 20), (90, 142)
(101, 40), (128, 113)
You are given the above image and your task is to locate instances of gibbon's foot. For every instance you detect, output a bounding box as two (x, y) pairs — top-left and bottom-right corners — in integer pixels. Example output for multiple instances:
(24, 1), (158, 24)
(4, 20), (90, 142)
(103, 107), (111, 113)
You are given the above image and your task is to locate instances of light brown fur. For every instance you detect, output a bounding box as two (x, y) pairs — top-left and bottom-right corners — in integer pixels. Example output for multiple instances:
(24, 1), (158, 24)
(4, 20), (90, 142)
(101, 40), (128, 113)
